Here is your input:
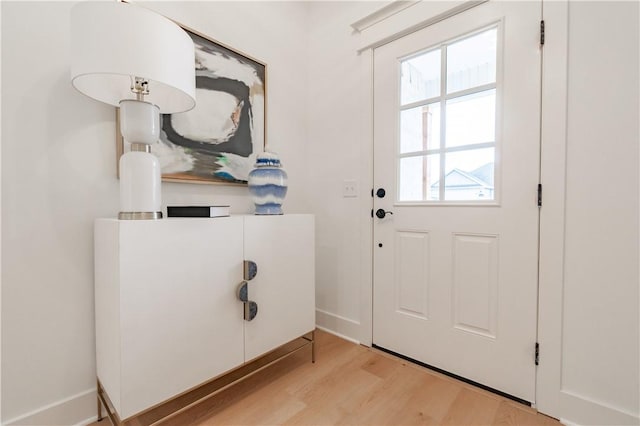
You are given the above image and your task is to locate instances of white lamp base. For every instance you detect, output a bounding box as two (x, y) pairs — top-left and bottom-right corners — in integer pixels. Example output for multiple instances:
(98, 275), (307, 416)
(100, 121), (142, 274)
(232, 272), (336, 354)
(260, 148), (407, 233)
(119, 143), (162, 220)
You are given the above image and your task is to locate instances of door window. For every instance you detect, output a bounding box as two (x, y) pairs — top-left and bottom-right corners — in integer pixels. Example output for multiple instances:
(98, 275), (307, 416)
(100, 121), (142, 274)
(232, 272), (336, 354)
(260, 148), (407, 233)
(398, 26), (499, 202)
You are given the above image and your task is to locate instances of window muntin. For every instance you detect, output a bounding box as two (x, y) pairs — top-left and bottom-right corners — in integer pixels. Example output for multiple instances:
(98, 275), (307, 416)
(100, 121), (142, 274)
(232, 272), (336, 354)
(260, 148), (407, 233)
(398, 25), (499, 203)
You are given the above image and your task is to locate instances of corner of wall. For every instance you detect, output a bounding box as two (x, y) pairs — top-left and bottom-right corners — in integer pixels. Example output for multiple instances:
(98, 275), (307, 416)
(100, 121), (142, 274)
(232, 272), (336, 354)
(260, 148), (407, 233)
(316, 309), (361, 345)
(1, 0), (3, 420)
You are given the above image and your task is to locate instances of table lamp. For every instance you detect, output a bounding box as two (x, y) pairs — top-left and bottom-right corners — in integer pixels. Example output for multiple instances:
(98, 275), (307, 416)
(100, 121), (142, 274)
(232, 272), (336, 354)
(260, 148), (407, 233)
(70, 1), (196, 219)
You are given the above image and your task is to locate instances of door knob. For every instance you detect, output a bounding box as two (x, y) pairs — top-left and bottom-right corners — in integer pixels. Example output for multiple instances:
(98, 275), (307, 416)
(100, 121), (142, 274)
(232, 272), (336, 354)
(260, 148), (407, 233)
(375, 208), (393, 219)
(376, 188), (386, 198)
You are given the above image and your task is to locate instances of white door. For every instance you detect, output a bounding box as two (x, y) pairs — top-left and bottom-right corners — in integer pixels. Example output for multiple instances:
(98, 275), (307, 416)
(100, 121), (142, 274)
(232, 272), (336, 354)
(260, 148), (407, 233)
(373, 1), (542, 403)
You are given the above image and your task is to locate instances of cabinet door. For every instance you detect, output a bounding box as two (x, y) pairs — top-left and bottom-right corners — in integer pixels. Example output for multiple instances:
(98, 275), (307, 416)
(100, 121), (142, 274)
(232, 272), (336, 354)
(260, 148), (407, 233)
(119, 218), (244, 419)
(243, 215), (315, 361)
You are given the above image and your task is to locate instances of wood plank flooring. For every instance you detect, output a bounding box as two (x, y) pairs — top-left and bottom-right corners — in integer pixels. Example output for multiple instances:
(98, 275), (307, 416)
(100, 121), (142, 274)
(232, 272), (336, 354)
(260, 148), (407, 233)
(92, 330), (560, 425)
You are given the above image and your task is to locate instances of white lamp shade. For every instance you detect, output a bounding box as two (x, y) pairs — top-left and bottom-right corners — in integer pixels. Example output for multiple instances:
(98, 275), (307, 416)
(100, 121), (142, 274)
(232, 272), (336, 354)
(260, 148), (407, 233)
(70, 1), (195, 114)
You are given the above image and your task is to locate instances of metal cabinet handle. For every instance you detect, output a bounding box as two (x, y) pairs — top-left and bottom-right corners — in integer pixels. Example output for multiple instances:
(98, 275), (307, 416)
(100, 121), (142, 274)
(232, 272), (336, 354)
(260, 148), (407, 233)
(240, 261), (258, 321)
(244, 260), (257, 280)
(244, 301), (258, 321)
(237, 281), (248, 302)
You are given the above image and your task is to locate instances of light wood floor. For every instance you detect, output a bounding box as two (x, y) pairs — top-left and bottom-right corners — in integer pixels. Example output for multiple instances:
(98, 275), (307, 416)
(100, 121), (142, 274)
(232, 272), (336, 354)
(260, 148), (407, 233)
(93, 330), (561, 425)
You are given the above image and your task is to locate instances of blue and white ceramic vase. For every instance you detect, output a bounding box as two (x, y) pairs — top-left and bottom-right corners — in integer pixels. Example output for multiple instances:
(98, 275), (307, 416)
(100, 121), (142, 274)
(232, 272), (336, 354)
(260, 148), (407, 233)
(248, 151), (288, 215)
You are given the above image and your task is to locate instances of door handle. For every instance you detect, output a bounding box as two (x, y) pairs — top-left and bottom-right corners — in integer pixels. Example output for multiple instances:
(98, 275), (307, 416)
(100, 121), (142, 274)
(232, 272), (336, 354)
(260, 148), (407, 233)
(375, 208), (393, 219)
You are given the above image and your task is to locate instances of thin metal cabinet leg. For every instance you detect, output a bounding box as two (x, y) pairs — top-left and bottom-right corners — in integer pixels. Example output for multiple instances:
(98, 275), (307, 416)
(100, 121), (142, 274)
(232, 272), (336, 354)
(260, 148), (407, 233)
(312, 330), (316, 363)
(97, 379), (103, 422)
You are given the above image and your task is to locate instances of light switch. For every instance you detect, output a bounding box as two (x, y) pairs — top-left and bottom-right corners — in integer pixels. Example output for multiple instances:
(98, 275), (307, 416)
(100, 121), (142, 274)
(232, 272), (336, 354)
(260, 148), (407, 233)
(343, 180), (358, 198)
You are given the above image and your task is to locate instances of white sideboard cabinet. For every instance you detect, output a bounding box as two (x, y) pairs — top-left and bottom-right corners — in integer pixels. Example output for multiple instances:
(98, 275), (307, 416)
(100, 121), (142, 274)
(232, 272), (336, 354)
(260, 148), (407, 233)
(94, 214), (315, 422)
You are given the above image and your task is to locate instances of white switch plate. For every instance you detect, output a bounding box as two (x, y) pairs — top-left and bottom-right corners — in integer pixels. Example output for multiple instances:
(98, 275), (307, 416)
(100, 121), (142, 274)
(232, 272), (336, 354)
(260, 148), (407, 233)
(343, 180), (358, 198)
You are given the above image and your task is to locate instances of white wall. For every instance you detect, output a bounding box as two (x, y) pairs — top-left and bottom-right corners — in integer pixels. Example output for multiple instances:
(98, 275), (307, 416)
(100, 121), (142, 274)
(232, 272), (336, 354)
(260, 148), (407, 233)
(307, 1), (382, 344)
(538, 1), (639, 424)
(2, 0), (638, 424)
(0, 2), (3, 421)
(1, 1), (309, 424)
(562, 1), (638, 418)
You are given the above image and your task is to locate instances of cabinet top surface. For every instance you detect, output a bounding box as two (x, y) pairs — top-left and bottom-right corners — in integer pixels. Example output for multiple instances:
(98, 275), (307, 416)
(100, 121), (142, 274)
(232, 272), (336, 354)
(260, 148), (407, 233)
(95, 214), (315, 224)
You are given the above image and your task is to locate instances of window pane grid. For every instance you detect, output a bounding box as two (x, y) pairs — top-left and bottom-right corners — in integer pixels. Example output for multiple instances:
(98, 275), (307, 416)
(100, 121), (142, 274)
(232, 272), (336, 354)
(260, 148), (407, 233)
(398, 24), (498, 203)
(400, 48), (441, 105)
(446, 89), (496, 148)
(447, 27), (497, 94)
(399, 141), (496, 158)
(445, 82), (497, 102)
(400, 82), (497, 113)
(439, 44), (447, 201)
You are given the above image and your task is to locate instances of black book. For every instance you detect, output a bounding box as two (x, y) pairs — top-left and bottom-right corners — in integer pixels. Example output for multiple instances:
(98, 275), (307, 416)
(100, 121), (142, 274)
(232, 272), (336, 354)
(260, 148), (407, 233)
(167, 205), (230, 218)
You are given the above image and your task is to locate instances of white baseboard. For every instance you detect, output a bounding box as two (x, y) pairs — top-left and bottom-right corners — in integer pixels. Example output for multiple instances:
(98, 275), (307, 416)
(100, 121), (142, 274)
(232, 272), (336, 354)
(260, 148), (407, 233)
(557, 390), (640, 426)
(74, 415), (98, 426)
(4, 388), (96, 426)
(315, 308), (361, 344)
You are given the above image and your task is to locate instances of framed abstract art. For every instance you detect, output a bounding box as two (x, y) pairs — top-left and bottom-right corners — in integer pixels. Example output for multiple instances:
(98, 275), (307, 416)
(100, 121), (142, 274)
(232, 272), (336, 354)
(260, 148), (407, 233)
(117, 23), (266, 185)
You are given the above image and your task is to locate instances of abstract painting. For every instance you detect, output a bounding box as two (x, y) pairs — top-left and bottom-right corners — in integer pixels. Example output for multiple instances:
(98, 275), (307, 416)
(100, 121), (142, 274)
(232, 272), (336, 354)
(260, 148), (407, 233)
(118, 25), (266, 185)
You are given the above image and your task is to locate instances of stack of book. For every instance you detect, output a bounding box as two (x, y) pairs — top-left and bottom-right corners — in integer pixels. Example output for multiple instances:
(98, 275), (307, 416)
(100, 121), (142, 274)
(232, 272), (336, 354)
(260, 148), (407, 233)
(167, 205), (230, 218)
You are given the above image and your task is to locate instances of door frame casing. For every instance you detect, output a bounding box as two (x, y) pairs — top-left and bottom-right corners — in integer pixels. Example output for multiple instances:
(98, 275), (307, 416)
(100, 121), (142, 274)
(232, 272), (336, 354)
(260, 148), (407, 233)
(358, 47), (375, 346)
(535, 0), (568, 418)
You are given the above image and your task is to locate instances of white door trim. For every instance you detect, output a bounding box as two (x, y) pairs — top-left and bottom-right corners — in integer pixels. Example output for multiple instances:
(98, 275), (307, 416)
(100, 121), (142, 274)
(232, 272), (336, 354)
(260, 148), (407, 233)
(352, 1), (487, 54)
(358, 48), (374, 346)
(356, 1), (488, 53)
(536, 0), (569, 418)
(351, 0), (422, 33)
